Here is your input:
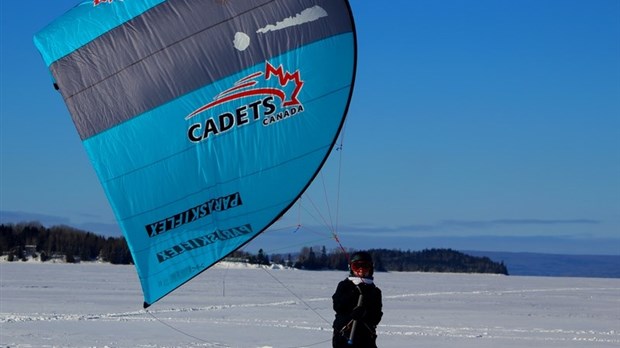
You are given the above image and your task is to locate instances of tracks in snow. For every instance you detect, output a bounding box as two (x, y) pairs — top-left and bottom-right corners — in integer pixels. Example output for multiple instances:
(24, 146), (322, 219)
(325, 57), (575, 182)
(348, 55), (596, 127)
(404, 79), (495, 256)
(2, 287), (619, 345)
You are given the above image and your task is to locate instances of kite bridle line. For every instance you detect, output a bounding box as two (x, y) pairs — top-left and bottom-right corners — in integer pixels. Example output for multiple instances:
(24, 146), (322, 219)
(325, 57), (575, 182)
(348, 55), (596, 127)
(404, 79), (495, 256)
(255, 117), (353, 262)
(298, 117), (351, 260)
(146, 306), (332, 348)
(310, 121), (352, 263)
(332, 231), (351, 263)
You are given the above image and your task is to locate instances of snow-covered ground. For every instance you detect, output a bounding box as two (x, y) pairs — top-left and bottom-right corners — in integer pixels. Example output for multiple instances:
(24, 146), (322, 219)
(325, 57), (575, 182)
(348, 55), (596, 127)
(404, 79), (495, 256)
(1, 262), (618, 348)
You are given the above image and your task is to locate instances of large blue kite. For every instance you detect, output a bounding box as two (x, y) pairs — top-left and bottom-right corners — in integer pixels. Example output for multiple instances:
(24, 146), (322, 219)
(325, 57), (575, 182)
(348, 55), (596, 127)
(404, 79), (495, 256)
(34, 0), (356, 307)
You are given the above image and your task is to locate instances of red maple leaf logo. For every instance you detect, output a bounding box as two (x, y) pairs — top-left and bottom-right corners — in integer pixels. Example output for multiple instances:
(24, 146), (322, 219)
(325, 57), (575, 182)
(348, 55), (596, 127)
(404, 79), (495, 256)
(264, 62), (303, 107)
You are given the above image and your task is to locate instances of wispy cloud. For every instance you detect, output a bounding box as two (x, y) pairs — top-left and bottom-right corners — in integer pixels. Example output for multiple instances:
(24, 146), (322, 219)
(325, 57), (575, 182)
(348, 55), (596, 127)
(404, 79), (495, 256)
(0, 210), (121, 237)
(441, 218), (599, 229)
(0, 210), (71, 226)
(257, 223), (618, 255)
(339, 218), (601, 237)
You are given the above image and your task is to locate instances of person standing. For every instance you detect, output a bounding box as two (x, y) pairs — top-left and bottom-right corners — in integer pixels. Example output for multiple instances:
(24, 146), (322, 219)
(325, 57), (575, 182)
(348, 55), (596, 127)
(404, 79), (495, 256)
(332, 251), (383, 347)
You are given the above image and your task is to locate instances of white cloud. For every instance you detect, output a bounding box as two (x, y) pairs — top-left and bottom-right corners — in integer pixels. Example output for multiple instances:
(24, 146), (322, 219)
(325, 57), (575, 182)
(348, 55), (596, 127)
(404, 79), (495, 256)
(257, 5), (327, 34)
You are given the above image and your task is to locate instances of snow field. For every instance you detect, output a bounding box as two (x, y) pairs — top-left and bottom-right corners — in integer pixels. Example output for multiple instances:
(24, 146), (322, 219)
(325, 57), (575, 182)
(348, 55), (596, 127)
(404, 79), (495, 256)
(1, 262), (618, 347)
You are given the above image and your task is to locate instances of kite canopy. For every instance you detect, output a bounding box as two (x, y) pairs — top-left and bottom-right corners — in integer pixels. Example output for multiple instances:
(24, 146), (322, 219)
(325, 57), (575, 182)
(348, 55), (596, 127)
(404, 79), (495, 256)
(34, 0), (356, 307)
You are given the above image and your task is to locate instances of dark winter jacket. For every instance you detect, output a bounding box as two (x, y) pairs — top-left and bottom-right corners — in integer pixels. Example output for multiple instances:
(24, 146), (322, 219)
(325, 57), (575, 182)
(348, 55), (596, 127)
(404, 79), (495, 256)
(332, 278), (383, 348)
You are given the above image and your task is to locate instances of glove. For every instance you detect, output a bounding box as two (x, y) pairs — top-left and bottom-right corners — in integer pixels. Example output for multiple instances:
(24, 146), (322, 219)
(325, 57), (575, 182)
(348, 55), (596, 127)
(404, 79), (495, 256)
(351, 305), (366, 320)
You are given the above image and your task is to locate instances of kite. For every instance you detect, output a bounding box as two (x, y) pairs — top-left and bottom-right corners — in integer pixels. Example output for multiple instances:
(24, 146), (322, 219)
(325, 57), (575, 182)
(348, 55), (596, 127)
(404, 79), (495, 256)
(34, 0), (356, 308)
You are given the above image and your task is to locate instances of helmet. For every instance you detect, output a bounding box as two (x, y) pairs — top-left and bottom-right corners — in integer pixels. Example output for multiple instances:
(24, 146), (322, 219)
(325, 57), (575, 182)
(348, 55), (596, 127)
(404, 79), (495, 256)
(350, 251), (372, 263)
(349, 251), (374, 277)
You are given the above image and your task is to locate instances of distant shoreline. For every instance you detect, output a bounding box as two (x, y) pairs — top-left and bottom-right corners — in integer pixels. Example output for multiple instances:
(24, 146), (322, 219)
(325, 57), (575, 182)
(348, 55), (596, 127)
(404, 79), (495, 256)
(465, 250), (620, 279)
(3, 253), (618, 280)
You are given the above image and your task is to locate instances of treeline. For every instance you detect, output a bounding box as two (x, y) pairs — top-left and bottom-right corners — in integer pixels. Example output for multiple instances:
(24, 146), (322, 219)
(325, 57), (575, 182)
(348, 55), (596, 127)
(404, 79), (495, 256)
(0, 222), (131, 264)
(228, 245), (350, 270)
(367, 248), (509, 274)
(230, 246), (508, 275)
(1, 222), (508, 275)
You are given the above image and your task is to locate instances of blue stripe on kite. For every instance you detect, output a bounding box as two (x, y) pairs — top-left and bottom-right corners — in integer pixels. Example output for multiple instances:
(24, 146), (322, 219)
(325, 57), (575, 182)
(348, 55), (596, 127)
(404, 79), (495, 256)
(33, 0), (165, 66)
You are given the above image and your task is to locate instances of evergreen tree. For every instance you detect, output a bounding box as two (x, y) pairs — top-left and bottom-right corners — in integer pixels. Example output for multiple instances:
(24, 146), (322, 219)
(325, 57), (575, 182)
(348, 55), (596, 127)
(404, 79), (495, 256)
(256, 248), (269, 265)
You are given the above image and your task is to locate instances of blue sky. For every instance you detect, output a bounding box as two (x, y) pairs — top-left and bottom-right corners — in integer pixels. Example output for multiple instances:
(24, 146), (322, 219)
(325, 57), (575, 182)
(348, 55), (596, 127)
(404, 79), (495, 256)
(1, 0), (619, 255)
